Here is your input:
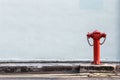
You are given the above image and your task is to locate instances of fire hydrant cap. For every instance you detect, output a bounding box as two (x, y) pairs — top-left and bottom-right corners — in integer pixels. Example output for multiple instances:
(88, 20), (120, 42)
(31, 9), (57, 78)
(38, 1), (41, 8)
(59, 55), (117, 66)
(93, 30), (101, 34)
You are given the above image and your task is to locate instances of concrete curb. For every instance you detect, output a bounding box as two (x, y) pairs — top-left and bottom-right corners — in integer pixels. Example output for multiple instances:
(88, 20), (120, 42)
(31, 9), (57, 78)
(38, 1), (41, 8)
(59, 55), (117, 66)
(0, 66), (80, 73)
(80, 65), (115, 73)
(0, 62), (119, 74)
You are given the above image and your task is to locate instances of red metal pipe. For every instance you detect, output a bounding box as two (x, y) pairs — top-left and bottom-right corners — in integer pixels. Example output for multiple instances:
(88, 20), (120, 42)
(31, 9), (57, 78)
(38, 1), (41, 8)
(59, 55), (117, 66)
(93, 38), (100, 64)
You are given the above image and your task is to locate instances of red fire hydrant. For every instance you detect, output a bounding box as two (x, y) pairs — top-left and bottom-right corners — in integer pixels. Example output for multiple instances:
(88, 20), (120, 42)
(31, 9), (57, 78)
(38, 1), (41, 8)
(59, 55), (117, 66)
(87, 30), (106, 65)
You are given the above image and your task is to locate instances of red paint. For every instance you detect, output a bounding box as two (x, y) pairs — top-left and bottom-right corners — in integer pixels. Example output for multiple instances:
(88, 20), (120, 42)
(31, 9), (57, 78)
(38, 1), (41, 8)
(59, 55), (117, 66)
(87, 30), (106, 65)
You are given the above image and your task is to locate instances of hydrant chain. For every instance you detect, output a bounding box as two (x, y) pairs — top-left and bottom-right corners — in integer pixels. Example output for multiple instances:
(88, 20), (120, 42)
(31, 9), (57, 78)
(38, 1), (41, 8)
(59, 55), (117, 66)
(87, 37), (106, 46)
(87, 37), (93, 46)
(100, 37), (106, 45)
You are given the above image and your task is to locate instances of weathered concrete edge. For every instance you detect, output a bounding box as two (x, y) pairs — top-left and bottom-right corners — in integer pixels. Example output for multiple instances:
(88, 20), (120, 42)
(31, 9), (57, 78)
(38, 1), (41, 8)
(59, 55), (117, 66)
(79, 65), (116, 73)
(0, 60), (120, 63)
(0, 65), (80, 74)
(0, 64), (120, 74)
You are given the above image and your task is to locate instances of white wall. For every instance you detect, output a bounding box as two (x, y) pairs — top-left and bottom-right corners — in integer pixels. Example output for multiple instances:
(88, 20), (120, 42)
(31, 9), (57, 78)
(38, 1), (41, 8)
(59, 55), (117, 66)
(0, 0), (119, 61)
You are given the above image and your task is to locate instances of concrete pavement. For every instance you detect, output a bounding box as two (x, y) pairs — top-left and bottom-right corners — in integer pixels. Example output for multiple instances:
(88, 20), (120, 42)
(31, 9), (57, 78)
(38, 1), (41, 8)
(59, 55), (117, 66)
(0, 73), (120, 78)
(0, 73), (120, 80)
(0, 78), (119, 80)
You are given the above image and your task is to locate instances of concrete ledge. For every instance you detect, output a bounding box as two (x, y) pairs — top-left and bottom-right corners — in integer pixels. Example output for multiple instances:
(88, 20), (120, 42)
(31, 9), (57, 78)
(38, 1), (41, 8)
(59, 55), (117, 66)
(0, 60), (119, 63)
(0, 66), (80, 73)
(80, 64), (116, 73)
(0, 62), (119, 74)
(41, 66), (80, 73)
